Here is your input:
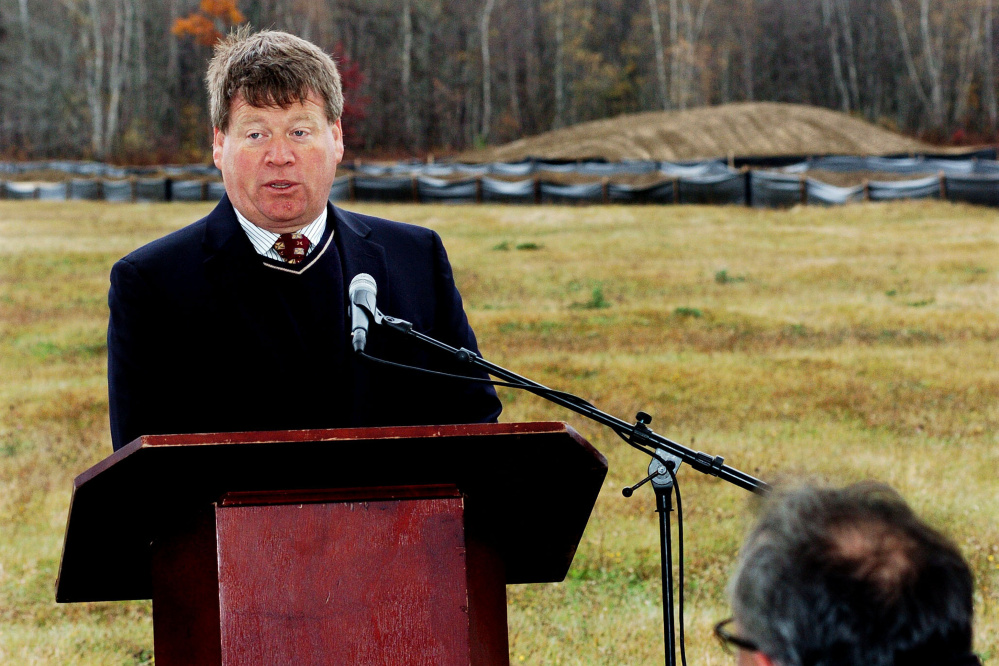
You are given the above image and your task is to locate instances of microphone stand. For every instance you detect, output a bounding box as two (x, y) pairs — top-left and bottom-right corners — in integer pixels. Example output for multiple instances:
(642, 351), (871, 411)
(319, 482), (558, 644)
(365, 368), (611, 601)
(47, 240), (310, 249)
(368, 312), (771, 666)
(624, 450), (683, 666)
(658, 481), (678, 666)
(375, 314), (771, 495)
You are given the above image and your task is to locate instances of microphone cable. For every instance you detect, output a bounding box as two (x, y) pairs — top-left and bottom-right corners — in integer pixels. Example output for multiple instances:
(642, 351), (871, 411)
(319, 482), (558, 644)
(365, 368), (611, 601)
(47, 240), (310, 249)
(357, 350), (681, 471)
(664, 463), (687, 666)
(358, 350), (606, 414)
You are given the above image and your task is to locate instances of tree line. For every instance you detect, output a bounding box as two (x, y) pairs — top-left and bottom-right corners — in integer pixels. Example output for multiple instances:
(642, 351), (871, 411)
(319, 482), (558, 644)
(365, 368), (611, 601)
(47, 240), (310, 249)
(1, 0), (996, 162)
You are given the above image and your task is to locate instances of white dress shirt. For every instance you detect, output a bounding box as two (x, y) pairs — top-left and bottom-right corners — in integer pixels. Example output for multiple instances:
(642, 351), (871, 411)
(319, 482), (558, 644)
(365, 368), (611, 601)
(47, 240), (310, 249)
(233, 206), (329, 263)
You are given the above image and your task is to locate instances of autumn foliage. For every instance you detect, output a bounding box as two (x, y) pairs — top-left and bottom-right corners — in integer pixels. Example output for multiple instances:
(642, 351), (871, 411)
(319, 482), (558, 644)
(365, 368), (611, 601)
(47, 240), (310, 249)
(334, 44), (370, 150)
(172, 0), (246, 46)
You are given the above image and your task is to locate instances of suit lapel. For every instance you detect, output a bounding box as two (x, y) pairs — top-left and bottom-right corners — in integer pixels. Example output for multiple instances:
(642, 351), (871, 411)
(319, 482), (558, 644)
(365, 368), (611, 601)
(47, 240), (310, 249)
(332, 204), (390, 307)
(331, 204), (392, 425)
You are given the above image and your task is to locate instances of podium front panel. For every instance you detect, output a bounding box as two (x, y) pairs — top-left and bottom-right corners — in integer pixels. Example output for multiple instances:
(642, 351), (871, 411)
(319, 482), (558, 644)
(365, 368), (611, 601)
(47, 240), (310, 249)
(152, 487), (509, 666)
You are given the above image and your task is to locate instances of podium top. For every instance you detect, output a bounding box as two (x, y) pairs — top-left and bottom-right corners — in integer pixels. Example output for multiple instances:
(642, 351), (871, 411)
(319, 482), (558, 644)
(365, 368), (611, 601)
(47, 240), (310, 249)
(57, 422), (607, 602)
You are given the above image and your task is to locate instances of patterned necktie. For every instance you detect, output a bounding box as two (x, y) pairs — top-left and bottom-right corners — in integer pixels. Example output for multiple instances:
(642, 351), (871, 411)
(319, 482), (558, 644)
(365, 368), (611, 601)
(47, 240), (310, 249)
(273, 232), (311, 264)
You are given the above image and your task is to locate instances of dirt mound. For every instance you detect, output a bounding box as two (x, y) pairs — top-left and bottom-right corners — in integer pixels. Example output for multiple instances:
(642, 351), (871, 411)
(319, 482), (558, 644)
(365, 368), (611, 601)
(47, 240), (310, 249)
(461, 102), (935, 162)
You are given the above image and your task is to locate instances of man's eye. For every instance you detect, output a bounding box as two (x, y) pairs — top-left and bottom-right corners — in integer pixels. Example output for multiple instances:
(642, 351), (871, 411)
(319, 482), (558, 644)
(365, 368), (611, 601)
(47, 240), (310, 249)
(248, 132), (263, 140)
(292, 130), (308, 137)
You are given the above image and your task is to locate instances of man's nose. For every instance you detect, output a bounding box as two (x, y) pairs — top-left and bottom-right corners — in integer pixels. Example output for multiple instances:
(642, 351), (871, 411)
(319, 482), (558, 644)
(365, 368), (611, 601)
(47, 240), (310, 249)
(266, 137), (295, 165)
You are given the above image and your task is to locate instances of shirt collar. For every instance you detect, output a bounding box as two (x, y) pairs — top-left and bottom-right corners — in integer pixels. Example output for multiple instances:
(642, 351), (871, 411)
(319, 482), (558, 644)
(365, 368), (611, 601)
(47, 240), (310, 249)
(232, 205), (329, 257)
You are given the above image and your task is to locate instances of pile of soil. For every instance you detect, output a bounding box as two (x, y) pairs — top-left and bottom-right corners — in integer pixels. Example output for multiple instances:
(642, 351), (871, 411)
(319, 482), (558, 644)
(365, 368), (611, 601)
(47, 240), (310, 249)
(460, 102), (936, 163)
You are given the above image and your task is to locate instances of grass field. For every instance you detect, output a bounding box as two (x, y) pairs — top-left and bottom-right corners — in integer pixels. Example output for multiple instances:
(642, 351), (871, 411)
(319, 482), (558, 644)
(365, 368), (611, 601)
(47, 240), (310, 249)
(1, 199), (996, 664)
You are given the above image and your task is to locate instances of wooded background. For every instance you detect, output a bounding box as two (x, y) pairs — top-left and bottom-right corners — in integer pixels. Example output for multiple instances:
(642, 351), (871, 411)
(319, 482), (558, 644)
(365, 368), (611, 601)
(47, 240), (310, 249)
(1, 0), (997, 162)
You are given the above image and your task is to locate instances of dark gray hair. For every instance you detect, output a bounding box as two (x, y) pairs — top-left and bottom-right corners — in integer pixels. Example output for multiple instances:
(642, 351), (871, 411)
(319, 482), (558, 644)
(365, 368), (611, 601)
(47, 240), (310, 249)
(730, 482), (976, 666)
(207, 27), (343, 131)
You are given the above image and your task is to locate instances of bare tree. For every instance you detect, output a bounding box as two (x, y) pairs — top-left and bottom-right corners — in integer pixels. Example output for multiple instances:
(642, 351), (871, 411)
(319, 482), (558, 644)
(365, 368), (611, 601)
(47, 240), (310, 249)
(78, 0), (136, 158)
(480, 0), (496, 139)
(502, 15), (523, 133)
(822, 0), (851, 110)
(648, 0), (669, 109)
(668, 0), (680, 106)
(401, 0), (414, 146)
(669, 0), (713, 109)
(554, 0), (566, 128)
(952, 2), (985, 125)
(836, 0), (861, 108)
(983, 0), (997, 129)
(739, 0), (756, 101)
(890, 0), (946, 129)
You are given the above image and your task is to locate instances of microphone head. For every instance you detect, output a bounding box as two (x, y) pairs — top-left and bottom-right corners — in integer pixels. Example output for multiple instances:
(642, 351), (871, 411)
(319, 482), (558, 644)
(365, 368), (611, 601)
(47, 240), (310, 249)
(349, 273), (377, 300)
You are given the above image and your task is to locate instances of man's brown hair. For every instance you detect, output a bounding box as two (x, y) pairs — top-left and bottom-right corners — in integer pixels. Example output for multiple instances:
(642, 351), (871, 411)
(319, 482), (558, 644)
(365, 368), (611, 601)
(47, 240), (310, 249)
(207, 27), (343, 132)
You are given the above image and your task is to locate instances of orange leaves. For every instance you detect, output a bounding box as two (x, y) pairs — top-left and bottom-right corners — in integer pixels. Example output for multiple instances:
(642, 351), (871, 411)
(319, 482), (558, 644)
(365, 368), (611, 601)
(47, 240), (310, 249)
(200, 0), (246, 24)
(171, 15), (218, 45)
(172, 0), (246, 46)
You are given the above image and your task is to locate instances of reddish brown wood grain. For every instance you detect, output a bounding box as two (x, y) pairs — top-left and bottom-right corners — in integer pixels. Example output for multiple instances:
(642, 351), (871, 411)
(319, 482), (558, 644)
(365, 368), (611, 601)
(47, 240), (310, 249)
(150, 487), (508, 665)
(151, 506), (223, 665)
(218, 484), (462, 507)
(138, 421), (572, 450)
(216, 496), (486, 664)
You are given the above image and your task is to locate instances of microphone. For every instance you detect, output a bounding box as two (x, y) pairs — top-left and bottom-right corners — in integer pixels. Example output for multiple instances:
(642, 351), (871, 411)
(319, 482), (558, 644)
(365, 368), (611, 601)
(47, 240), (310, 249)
(348, 273), (378, 352)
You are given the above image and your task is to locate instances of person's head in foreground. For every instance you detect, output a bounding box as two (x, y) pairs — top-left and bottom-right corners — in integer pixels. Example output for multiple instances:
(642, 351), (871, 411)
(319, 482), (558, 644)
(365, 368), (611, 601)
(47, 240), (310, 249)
(719, 481), (980, 666)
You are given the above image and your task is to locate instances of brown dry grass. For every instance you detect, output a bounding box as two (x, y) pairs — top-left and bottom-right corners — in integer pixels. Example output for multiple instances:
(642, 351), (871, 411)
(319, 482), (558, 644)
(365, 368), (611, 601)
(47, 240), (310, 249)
(0, 200), (996, 664)
(461, 102), (937, 162)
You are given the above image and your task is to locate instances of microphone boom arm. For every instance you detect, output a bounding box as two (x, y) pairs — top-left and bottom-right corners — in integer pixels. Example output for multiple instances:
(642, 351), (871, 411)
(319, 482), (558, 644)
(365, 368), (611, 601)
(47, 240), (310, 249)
(375, 314), (770, 496)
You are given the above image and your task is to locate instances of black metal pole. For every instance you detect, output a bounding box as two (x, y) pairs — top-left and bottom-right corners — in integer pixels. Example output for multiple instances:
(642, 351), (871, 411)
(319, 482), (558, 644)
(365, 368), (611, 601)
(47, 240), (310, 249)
(657, 486), (677, 666)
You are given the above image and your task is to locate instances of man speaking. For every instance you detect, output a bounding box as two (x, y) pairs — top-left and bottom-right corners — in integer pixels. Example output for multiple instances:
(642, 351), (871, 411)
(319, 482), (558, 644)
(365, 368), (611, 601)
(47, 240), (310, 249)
(107, 28), (501, 450)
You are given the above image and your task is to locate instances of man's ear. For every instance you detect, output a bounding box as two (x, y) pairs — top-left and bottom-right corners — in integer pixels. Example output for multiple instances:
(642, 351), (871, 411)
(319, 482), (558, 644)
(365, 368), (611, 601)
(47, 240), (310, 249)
(330, 118), (344, 165)
(212, 128), (225, 171)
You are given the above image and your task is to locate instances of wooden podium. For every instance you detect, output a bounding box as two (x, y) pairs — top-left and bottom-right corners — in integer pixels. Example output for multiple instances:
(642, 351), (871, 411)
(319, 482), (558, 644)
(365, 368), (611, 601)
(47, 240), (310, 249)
(56, 422), (607, 665)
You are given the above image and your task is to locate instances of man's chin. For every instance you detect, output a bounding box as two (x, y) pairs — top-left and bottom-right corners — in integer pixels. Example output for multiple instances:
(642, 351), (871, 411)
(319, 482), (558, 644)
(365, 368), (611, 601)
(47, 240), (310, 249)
(255, 204), (315, 231)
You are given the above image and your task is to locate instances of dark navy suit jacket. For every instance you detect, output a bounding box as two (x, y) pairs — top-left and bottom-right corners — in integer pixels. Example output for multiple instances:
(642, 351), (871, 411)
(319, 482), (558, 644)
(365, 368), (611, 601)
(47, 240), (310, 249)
(107, 195), (501, 450)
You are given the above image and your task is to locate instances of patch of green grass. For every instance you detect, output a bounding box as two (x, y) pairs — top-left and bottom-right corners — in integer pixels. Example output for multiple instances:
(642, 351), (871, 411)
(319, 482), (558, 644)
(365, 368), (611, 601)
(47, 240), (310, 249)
(571, 284), (611, 310)
(129, 648), (154, 665)
(497, 319), (566, 335)
(673, 306), (703, 318)
(714, 269), (746, 284)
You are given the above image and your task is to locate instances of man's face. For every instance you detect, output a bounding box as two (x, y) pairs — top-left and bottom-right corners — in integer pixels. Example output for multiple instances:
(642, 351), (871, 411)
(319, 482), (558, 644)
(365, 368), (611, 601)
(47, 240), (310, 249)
(213, 93), (343, 233)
